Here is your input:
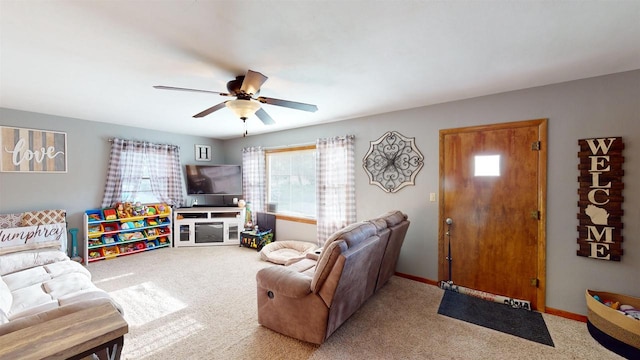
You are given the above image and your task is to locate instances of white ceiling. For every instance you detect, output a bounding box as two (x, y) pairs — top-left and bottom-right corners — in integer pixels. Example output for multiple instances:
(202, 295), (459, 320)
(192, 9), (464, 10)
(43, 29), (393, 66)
(1, 1), (639, 139)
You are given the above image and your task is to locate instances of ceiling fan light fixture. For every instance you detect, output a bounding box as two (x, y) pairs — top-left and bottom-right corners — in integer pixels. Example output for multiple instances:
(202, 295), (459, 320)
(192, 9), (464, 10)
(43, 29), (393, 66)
(226, 99), (260, 120)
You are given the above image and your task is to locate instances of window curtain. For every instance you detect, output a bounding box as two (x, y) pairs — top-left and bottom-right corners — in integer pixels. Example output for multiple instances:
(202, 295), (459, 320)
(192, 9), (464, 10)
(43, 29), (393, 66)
(101, 138), (184, 208)
(242, 146), (266, 224)
(316, 135), (356, 245)
(145, 142), (184, 207)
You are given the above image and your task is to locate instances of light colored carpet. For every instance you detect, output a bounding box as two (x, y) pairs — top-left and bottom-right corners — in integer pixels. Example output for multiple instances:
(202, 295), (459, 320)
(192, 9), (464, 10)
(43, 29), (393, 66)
(88, 246), (623, 359)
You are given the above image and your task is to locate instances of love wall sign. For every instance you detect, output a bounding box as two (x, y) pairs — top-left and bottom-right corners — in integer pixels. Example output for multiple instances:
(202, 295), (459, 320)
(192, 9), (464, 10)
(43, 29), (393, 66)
(0, 126), (67, 173)
(577, 137), (624, 261)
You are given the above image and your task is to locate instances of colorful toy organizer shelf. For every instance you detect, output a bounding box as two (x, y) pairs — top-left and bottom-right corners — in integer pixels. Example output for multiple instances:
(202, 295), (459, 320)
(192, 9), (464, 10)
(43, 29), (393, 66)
(84, 203), (172, 264)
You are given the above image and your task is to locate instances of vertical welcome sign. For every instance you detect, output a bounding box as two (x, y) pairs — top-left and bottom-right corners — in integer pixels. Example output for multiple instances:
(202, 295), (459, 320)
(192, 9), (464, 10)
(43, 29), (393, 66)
(0, 126), (67, 173)
(577, 137), (624, 261)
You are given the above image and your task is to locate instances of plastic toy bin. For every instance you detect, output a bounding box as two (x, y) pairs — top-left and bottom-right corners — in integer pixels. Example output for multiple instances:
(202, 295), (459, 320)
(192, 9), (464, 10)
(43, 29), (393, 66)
(145, 228), (159, 240)
(101, 234), (118, 245)
(146, 239), (159, 249)
(102, 208), (118, 221)
(87, 224), (104, 238)
(155, 204), (170, 216)
(86, 209), (103, 223)
(102, 222), (121, 234)
(101, 246), (120, 259)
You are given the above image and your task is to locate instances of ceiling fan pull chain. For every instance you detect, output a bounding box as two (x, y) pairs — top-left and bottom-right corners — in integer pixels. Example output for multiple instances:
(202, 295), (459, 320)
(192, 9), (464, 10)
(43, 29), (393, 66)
(243, 118), (248, 137)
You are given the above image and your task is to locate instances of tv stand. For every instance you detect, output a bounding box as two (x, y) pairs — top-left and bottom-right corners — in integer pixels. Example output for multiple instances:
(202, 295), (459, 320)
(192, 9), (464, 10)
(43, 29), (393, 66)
(174, 207), (245, 247)
(190, 203), (238, 208)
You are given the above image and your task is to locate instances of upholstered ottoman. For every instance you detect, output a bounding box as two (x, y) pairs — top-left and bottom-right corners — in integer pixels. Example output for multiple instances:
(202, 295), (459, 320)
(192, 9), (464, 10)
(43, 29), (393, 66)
(259, 240), (318, 265)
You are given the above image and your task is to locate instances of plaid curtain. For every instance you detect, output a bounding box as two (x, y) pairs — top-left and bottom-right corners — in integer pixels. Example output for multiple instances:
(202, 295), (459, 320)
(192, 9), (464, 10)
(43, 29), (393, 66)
(101, 138), (184, 208)
(242, 146), (266, 224)
(146, 143), (184, 207)
(316, 135), (356, 245)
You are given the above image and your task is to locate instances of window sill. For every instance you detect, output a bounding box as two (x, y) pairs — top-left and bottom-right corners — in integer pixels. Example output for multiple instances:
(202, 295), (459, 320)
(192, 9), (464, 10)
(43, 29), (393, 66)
(274, 214), (317, 225)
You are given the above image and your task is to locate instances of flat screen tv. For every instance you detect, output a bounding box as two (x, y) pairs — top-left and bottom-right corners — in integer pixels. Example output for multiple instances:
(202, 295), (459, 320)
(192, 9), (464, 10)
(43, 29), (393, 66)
(185, 164), (242, 195)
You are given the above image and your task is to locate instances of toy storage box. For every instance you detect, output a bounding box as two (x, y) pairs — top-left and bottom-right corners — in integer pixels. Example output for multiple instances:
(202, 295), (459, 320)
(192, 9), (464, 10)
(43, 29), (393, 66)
(102, 222), (120, 234)
(586, 289), (640, 352)
(86, 209), (104, 222)
(240, 229), (273, 251)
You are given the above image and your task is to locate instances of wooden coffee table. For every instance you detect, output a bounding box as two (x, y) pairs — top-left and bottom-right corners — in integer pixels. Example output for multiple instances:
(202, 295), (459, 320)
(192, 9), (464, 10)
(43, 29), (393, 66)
(0, 302), (128, 360)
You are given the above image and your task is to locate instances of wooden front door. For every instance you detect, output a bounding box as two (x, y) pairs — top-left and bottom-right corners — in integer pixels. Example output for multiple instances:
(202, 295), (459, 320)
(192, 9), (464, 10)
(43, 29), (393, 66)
(438, 119), (547, 310)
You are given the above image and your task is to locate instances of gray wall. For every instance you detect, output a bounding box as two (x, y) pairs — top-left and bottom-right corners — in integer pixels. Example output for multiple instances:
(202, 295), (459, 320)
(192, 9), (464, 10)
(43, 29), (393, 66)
(0, 70), (637, 315)
(0, 108), (224, 244)
(223, 70), (640, 315)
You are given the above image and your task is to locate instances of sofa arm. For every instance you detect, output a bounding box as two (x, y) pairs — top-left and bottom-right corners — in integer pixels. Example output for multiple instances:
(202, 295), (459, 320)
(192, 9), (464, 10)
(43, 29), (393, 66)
(256, 266), (329, 344)
(256, 266), (312, 298)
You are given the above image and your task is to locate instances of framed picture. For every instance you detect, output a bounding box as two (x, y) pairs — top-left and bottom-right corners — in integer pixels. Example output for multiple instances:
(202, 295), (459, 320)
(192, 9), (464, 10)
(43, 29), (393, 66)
(0, 126), (67, 173)
(195, 144), (211, 161)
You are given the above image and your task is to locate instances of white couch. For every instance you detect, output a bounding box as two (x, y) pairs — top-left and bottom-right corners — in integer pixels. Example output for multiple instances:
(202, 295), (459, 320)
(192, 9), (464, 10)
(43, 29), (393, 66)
(0, 248), (119, 324)
(0, 209), (123, 346)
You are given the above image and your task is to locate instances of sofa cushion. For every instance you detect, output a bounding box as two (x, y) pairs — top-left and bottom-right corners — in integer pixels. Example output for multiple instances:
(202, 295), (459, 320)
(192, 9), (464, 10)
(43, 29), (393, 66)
(372, 210), (407, 227)
(43, 273), (97, 299)
(0, 249), (69, 276)
(9, 284), (54, 317)
(44, 260), (91, 279)
(322, 221), (377, 251)
(57, 289), (114, 308)
(0, 277), (11, 315)
(7, 301), (59, 321)
(311, 240), (347, 293)
(0, 309), (7, 325)
(2, 266), (51, 291)
(368, 217), (388, 232)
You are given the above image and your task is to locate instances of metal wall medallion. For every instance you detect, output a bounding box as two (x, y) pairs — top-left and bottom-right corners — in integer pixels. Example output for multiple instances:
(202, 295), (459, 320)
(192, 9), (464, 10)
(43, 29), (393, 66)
(363, 131), (424, 193)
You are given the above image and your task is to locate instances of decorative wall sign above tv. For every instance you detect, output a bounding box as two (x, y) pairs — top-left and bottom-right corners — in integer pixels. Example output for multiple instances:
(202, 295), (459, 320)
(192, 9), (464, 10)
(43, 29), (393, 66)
(195, 144), (211, 161)
(363, 131), (424, 193)
(0, 126), (67, 173)
(576, 137), (624, 261)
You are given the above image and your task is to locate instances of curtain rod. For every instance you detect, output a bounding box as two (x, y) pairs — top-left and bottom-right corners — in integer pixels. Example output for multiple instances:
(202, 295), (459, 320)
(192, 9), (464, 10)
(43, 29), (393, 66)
(261, 135), (355, 151)
(263, 141), (315, 151)
(107, 137), (180, 149)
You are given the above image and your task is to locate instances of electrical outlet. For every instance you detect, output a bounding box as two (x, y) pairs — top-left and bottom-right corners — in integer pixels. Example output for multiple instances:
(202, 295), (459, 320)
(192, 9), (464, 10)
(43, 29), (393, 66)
(429, 193), (436, 202)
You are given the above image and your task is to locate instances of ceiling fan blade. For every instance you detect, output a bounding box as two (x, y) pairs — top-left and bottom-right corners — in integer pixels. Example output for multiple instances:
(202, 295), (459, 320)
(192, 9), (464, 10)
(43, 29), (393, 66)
(193, 101), (228, 118)
(240, 70), (268, 95)
(255, 108), (275, 125)
(257, 97), (318, 112)
(154, 85), (230, 96)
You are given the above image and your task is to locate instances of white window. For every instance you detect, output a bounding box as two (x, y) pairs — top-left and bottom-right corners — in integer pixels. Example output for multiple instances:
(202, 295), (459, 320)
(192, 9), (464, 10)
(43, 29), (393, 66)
(474, 154), (501, 177)
(121, 163), (161, 204)
(266, 147), (316, 219)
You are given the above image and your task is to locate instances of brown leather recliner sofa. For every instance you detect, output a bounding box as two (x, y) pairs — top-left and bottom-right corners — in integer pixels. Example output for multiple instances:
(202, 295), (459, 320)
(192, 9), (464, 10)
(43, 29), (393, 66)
(256, 210), (409, 344)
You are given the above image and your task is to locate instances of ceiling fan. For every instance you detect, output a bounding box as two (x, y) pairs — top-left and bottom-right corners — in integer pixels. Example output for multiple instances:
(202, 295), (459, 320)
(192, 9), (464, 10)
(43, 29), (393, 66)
(154, 70), (318, 134)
